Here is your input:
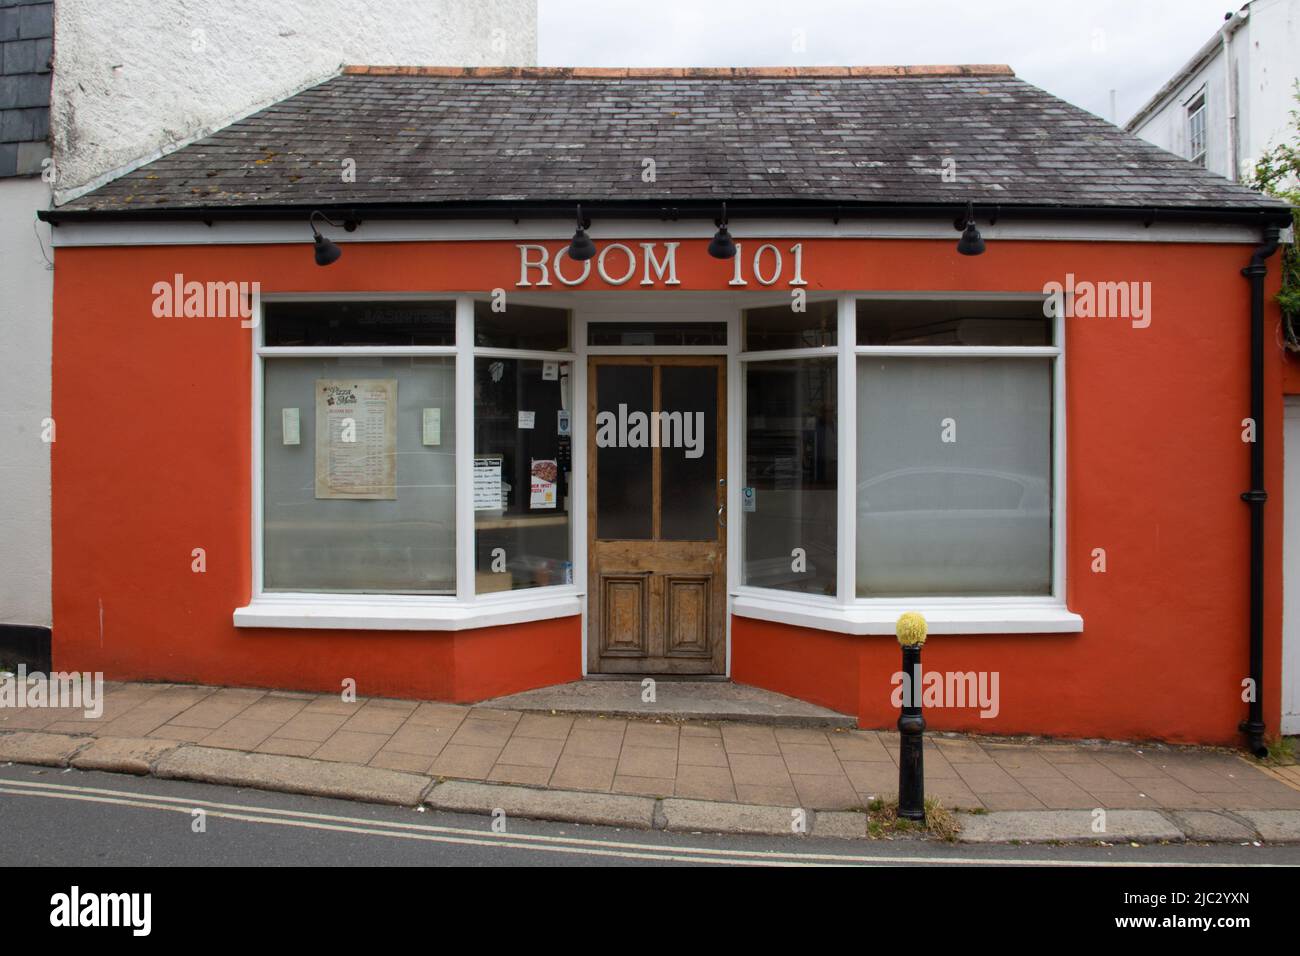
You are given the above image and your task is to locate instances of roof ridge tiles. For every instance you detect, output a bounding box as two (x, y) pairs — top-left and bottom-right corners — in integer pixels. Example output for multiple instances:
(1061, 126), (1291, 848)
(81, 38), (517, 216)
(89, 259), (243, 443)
(340, 65), (1016, 79)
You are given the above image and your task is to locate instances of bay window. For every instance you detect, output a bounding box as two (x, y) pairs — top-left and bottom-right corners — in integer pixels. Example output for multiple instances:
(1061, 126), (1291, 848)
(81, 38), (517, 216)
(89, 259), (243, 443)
(737, 292), (1071, 634)
(245, 297), (579, 631)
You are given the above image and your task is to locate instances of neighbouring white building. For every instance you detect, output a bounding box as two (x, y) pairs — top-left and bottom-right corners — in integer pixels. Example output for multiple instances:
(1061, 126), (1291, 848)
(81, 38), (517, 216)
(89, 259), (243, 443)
(0, 0), (538, 662)
(1125, 0), (1300, 182)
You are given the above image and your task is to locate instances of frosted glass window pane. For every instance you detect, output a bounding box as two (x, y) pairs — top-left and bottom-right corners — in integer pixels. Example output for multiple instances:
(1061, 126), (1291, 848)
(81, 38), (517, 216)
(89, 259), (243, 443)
(263, 356), (455, 593)
(856, 357), (1052, 596)
(743, 358), (838, 595)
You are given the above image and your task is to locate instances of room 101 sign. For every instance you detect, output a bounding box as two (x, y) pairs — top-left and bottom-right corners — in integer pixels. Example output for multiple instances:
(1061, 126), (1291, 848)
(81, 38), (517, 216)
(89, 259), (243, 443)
(516, 242), (808, 288)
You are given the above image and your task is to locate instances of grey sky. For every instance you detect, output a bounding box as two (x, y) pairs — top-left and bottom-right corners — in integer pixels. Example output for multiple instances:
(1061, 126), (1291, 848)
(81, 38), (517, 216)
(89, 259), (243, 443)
(539, 0), (1242, 124)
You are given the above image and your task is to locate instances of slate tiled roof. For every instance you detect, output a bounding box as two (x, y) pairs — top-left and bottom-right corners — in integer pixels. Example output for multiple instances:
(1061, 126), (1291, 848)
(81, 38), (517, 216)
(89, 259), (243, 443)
(0, 0), (53, 177)
(54, 65), (1286, 217)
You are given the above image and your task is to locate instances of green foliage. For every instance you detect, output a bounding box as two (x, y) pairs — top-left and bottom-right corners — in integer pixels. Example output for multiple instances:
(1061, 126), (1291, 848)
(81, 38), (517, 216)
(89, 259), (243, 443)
(863, 796), (960, 841)
(1260, 735), (1296, 766)
(1244, 81), (1300, 327)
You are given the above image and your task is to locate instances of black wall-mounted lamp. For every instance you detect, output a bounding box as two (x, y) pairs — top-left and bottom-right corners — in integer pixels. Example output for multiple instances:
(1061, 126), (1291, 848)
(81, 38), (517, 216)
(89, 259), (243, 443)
(310, 210), (343, 266)
(708, 202), (737, 260)
(568, 204), (596, 261)
(954, 202), (986, 256)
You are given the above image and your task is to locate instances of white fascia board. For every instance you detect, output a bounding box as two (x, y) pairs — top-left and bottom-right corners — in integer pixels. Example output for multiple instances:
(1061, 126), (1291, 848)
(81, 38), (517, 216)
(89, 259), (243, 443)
(234, 592), (581, 631)
(50, 217), (1264, 247)
(731, 592), (1083, 636)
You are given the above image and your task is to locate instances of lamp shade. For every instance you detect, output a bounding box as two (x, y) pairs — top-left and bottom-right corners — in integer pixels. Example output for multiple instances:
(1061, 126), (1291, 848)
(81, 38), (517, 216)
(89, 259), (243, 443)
(708, 224), (736, 259)
(956, 222), (985, 256)
(313, 233), (342, 266)
(568, 227), (596, 261)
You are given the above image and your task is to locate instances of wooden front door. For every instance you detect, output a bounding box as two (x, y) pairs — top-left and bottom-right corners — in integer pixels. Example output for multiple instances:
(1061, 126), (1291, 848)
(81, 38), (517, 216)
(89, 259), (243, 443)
(588, 356), (727, 675)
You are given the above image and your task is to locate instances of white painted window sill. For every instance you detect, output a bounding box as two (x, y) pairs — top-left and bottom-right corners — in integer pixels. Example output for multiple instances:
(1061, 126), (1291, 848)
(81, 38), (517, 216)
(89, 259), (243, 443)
(234, 591), (582, 631)
(730, 593), (1083, 636)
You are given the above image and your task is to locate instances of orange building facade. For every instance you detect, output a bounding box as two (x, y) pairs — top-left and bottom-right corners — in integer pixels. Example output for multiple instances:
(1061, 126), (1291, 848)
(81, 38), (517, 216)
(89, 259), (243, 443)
(46, 228), (1294, 746)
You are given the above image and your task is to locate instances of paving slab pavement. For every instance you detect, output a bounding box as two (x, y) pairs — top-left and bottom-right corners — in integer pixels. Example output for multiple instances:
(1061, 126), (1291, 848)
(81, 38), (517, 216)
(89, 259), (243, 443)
(484, 680), (857, 727)
(2, 680), (1299, 843)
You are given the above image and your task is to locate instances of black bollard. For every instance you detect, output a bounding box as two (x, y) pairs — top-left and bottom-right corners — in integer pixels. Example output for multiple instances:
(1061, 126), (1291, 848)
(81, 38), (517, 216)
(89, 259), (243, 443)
(895, 613), (927, 822)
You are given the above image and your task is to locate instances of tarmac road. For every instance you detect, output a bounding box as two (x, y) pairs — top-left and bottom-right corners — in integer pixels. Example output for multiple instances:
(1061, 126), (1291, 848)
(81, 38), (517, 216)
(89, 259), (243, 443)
(2, 762), (1297, 868)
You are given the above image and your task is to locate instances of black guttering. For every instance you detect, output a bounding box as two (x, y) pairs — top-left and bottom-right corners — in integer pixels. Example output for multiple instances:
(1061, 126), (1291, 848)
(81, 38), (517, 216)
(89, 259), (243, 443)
(36, 199), (1294, 228)
(1241, 224), (1282, 758)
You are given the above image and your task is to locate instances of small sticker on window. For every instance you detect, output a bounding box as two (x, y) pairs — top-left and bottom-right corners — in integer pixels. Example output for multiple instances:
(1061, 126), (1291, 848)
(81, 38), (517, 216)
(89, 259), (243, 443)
(422, 407), (441, 446)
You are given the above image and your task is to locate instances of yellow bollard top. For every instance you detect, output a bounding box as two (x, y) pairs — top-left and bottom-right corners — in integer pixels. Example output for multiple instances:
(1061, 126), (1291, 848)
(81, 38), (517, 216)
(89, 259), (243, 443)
(895, 611), (928, 647)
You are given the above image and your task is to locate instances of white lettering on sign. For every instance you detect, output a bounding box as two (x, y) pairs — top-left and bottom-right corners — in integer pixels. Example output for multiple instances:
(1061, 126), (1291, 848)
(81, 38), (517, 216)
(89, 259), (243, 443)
(641, 242), (680, 286)
(517, 244), (552, 287)
(597, 243), (637, 285)
(516, 242), (683, 288)
(729, 243), (807, 287)
(552, 247), (591, 286)
(595, 404), (705, 459)
(516, 241), (807, 288)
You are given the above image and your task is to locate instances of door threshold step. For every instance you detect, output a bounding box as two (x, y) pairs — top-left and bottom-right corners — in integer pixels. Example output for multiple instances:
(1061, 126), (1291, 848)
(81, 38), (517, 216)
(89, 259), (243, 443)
(482, 680), (857, 729)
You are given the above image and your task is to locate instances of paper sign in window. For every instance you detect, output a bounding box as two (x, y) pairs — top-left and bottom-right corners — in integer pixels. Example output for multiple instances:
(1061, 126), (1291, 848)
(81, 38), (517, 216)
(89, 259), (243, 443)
(314, 379), (397, 500)
(473, 456), (504, 511)
(530, 459), (558, 509)
(422, 407), (441, 446)
(282, 408), (300, 446)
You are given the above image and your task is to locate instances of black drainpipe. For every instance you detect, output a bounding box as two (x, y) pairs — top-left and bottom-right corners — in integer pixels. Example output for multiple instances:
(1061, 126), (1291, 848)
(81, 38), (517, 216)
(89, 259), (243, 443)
(1241, 224), (1281, 757)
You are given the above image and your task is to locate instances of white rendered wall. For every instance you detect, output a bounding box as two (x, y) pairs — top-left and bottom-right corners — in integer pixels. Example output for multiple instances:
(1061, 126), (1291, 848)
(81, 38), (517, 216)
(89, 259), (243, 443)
(1244, 0), (1300, 169)
(50, 0), (539, 201)
(0, 176), (53, 627)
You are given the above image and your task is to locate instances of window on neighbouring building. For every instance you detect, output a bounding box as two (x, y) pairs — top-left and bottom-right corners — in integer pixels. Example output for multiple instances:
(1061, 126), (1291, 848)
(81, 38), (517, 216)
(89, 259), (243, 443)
(261, 301), (458, 592)
(1187, 92), (1207, 167)
(855, 298), (1055, 597)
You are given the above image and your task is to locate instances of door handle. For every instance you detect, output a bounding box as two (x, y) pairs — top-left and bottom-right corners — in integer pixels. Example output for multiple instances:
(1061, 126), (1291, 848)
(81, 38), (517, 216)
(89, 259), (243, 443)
(717, 476), (726, 529)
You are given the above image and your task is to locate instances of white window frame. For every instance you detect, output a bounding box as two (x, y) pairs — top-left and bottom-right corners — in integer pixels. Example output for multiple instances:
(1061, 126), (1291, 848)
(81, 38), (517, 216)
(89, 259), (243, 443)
(236, 288), (1080, 636)
(731, 291), (1082, 635)
(733, 294), (842, 604)
(1187, 90), (1208, 167)
(235, 292), (581, 630)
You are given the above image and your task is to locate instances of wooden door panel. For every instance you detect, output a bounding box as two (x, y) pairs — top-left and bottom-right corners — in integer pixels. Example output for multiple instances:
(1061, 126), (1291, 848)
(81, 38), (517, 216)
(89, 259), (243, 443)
(599, 574), (650, 657)
(663, 575), (712, 658)
(588, 355), (726, 676)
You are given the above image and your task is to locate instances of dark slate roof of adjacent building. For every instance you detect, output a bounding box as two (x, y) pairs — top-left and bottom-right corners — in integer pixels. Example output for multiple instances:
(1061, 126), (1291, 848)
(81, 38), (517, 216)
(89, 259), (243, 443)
(0, 0), (53, 178)
(50, 65), (1288, 219)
